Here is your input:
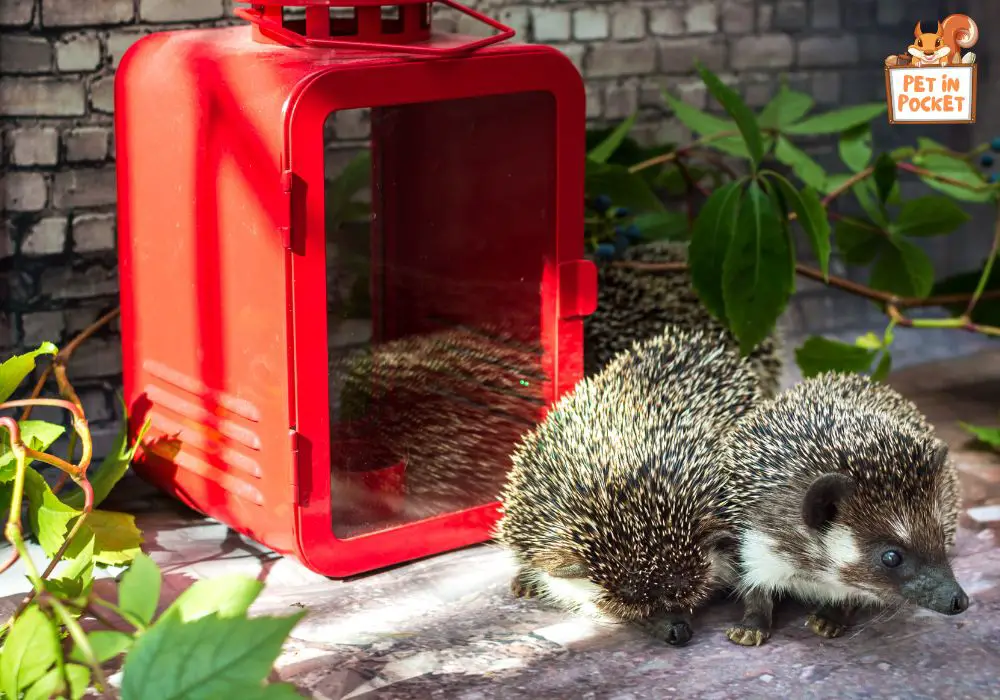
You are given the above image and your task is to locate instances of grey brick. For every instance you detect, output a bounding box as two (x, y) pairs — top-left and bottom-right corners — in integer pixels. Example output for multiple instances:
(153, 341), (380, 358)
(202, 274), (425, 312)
(585, 42), (657, 78)
(684, 2), (718, 34)
(80, 388), (113, 423)
(65, 127), (110, 162)
(604, 82), (639, 119)
(532, 8), (570, 42)
(495, 7), (529, 40)
(553, 43), (585, 72)
(585, 84), (602, 119)
(0, 0), (35, 26)
(657, 36), (726, 74)
(333, 109), (369, 141)
(41, 0), (134, 26)
(106, 31), (146, 69)
(21, 217), (67, 256)
(40, 265), (118, 300)
(649, 7), (683, 36)
(53, 167), (117, 209)
(610, 8), (645, 40)
(811, 0), (841, 29)
(89, 76), (115, 113)
(757, 3), (773, 31)
(772, 0), (807, 30)
(138, 0), (224, 23)
(720, 0), (754, 33)
(572, 8), (609, 41)
(731, 33), (794, 70)
(0, 36), (53, 74)
(843, 0), (877, 29)
(4, 172), (47, 212)
(0, 78), (85, 116)
(73, 213), (116, 253)
(69, 336), (122, 380)
(7, 127), (59, 166)
(875, 0), (906, 26)
(744, 77), (776, 108)
(56, 33), (102, 72)
(662, 78), (709, 110)
(812, 72), (841, 105)
(798, 36), (860, 67)
(21, 311), (65, 347)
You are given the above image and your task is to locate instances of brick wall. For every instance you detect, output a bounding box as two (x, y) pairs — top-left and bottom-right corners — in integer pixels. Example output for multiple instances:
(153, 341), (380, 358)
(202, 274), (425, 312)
(2, 0), (996, 455)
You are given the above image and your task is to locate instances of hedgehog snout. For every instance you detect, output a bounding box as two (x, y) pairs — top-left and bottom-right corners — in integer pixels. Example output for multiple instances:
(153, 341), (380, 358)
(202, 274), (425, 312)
(900, 567), (970, 616)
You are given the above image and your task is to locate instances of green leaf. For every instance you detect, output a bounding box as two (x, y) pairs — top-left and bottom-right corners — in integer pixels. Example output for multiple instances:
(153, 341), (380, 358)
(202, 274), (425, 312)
(768, 174), (831, 279)
(722, 181), (794, 354)
(913, 147), (996, 203)
(774, 137), (828, 191)
(794, 336), (878, 378)
(932, 264), (1000, 325)
(890, 146), (916, 161)
(23, 468), (81, 557)
(120, 611), (306, 700)
(118, 552), (162, 626)
(585, 161), (665, 213)
(0, 342), (58, 404)
(0, 420), (66, 483)
(63, 413), (150, 510)
(688, 180), (744, 321)
(46, 534), (95, 604)
(632, 211), (690, 242)
(892, 196), (971, 237)
(834, 217), (882, 265)
(23, 663), (90, 700)
(873, 153), (897, 204)
(783, 103), (887, 135)
(662, 90), (749, 158)
(870, 238), (935, 298)
(238, 683), (306, 700)
(960, 423), (1000, 449)
(165, 574), (266, 623)
(0, 604), (61, 698)
(696, 62), (764, 166)
(758, 84), (814, 129)
(588, 113), (637, 164)
(854, 332), (883, 350)
(838, 123), (872, 173)
(86, 509), (144, 566)
(871, 352), (893, 382)
(69, 630), (133, 665)
(853, 179), (887, 227)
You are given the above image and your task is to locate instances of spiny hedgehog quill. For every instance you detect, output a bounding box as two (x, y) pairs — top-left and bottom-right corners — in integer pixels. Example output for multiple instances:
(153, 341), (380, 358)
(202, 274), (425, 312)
(721, 371), (968, 647)
(495, 325), (762, 646)
(584, 240), (784, 397)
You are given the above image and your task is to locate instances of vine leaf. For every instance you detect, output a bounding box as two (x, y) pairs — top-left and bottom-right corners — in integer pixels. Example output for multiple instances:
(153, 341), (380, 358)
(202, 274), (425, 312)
(914, 138), (996, 203)
(688, 180), (744, 322)
(588, 112), (637, 163)
(774, 137), (828, 191)
(782, 103), (887, 135)
(932, 265), (1000, 325)
(0, 604), (61, 699)
(768, 174), (831, 279)
(891, 196), (971, 237)
(722, 180), (794, 354)
(0, 420), (66, 482)
(870, 237), (935, 299)
(838, 123), (872, 173)
(661, 90), (749, 158)
(873, 152), (898, 203)
(696, 62), (764, 166)
(69, 631), (133, 665)
(585, 161), (665, 212)
(22, 663), (90, 700)
(871, 352), (893, 382)
(794, 336), (878, 378)
(23, 468), (81, 556)
(632, 211), (690, 242)
(119, 611), (306, 700)
(84, 510), (144, 566)
(119, 552), (162, 626)
(46, 534), (95, 604)
(0, 342), (58, 403)
(960, 423), (1000, 449)
(758, 84), (814, 129)
(834, 218), (882, 265)
(165, 575), (266, 623)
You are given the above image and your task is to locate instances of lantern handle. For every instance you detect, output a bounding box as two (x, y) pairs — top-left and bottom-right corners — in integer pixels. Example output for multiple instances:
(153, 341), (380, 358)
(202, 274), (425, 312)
(234, 0), (516, 57)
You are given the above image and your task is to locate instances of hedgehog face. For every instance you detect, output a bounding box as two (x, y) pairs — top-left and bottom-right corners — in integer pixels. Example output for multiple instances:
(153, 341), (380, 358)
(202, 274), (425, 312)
(802, 471), (969, 616)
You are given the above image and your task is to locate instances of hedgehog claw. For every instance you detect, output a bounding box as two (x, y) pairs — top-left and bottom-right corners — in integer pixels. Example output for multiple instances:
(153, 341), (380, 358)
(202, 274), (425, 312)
(806, 613), (845, 638)
(726, 625), (770, 647)
(510, 570), (539, 599)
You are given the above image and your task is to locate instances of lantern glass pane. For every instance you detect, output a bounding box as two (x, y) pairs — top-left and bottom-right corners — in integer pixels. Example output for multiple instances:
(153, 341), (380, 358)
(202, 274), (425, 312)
(324, 92), (556, 539)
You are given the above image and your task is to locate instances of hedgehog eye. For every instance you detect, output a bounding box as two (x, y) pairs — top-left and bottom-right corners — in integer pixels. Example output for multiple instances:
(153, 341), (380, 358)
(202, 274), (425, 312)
(881, 550), (903, 568)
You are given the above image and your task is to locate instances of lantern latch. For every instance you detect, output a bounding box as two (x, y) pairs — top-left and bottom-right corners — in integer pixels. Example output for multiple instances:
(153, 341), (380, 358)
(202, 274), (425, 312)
(279, 169), (302, 253)
(558, 259), (598, 320)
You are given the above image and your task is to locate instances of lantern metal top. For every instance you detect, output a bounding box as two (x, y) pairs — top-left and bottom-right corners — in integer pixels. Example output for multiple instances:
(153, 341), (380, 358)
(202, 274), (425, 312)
(234, 0), (516, 56)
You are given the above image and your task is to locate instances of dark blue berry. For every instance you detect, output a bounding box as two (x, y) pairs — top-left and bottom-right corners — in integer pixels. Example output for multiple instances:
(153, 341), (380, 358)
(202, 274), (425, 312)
(982, 153), (995, 168)
(624, 224), (641, 241)
(990, 173), (999, 184)
(592, 194), (612, 213)
(595, 242), (615, 260)
(614, 232), (629, 255)
(992, 138), (1000, 153)
(614, 207), (631, 219)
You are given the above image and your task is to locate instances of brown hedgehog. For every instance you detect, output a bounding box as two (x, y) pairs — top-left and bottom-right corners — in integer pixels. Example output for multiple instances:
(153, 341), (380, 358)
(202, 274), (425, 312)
(495, 325), (762, 646)
(583, 240), (785, 397)
(721, 371), (967, 647)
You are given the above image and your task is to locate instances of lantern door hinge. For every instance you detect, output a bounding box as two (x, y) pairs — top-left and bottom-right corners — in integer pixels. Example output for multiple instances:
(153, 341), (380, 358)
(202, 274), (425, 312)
(290, 428), (310, 506)
(279, 169), (301, 253)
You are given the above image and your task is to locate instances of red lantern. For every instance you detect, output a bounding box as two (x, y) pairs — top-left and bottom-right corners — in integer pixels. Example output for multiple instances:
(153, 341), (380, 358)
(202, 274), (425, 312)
(115, 0), (596, 577)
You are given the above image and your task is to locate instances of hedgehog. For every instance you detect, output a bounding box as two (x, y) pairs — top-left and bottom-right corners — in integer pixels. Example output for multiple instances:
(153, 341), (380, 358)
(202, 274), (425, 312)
(584, 240), (785, 397)
(494, 324), (762, 646)
(720, 371), (968, 647)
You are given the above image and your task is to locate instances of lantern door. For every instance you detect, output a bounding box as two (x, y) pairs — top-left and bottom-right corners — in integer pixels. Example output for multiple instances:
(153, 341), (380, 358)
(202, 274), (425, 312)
(285, 49), (588, 576)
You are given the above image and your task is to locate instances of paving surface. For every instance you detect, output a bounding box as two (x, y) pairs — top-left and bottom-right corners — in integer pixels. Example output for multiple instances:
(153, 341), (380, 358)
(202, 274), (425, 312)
(4, 351), (1000, 699)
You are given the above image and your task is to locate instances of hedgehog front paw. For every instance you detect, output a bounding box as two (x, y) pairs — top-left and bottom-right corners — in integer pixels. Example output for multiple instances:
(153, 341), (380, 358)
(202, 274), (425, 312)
(635, 616), (693, 647)
(806, 613), (846, 639)
(726, 624), (770, 647)
(510, 570), (539, 599)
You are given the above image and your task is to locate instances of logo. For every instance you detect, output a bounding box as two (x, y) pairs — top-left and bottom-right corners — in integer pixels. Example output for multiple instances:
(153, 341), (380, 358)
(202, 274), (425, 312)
(884, 14), (979, 124)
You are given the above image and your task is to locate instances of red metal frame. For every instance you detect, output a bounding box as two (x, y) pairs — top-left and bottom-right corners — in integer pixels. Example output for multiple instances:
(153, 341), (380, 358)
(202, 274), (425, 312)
(115, 12), (593, 578)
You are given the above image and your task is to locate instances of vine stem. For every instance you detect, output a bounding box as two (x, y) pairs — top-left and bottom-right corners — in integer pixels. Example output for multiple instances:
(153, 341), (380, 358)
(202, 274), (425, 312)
(46, 596), (111, 698)
(629, 130), (743, 173)
(964, 200), (1000, 318)
(887, 303), (1000, 337)
(0, 418), (33, 581)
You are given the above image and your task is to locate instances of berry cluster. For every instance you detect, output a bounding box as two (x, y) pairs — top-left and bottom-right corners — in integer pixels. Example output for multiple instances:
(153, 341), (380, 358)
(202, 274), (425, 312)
(589, 193), (642, 261)
(980, 138), (1000, 183)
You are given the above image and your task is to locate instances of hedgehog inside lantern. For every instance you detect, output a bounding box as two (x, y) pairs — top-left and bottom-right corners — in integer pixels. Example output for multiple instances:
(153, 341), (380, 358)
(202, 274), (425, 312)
(114, 0), (596, 577)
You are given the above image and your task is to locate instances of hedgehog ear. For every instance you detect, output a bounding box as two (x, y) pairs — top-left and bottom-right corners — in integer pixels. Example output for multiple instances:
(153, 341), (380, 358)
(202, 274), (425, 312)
(802, 473), (856, 531)
(532, 549), (590, 578)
